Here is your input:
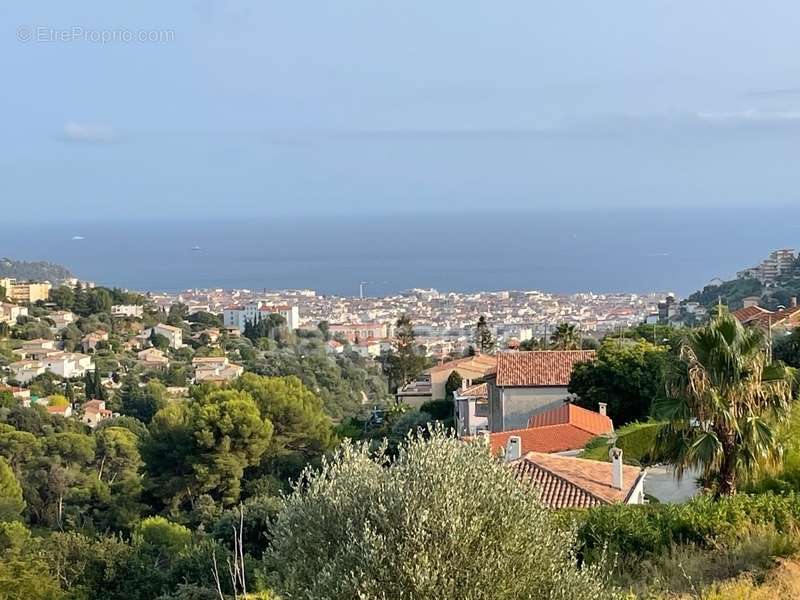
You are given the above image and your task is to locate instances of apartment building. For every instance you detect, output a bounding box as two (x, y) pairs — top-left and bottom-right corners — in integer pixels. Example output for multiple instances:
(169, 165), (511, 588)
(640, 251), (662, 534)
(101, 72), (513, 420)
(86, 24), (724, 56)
(329, 322), (389, 342)
(737, 249), (797, 285)
(8, 281), (52, 303)
(146, 323), (183, 349)
(111, 304), (144, 318)
(223, 302), (300, 333)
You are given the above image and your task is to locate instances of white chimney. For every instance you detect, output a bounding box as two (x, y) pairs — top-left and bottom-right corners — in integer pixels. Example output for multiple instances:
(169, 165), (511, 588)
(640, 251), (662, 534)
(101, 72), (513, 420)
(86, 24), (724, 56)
(505, 436), (522, 462)
(598, 402), (607, 417)
(609, 447), (623, 490)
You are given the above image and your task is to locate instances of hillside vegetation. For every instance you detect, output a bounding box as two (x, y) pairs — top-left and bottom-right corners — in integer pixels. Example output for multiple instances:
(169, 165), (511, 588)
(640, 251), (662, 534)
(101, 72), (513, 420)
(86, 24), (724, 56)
(0, 257), (73, 283)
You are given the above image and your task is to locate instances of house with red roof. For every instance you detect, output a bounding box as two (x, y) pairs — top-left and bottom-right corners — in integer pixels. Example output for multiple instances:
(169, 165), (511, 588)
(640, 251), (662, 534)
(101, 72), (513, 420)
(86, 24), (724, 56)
(510, 450), (646, 509)
(732, 299), (800, 337)
(398, 353), (497, 409)
(483, 402), (613, 456)
(486, 350), (595, 432)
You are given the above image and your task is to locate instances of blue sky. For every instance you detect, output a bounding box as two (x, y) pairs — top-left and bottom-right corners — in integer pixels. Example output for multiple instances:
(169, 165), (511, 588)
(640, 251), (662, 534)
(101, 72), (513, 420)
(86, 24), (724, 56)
(4, 1), (800, 220)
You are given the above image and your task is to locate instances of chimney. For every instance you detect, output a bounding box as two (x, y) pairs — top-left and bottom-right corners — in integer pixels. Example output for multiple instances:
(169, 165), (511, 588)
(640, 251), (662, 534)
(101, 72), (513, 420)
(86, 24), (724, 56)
(505, 436), (522, 462)
(598, 402), (607, 417)
(609, 447), (623, 490)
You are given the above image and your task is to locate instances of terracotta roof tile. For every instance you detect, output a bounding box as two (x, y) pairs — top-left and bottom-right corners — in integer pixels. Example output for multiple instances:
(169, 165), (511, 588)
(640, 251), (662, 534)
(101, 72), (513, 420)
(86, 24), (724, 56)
(731, 305), (770, 324)
(486, 424), (597, 455)
(459, 382), (488, 398)
(511, 452), (644, 508)
(748, 305), (800, 328)
(494, 351), (595, 387)
(426, 354), (497, 375)
(528, 403), (613, 436)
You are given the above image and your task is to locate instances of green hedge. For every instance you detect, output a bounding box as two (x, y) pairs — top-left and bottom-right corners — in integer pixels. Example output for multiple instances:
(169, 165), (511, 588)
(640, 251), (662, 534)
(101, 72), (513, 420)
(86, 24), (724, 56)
(582, 421), (663, 465)
(567, 493), (800, 560)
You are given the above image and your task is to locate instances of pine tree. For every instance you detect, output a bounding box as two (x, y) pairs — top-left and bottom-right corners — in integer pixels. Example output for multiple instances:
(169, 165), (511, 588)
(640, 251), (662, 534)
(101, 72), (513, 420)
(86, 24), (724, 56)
(474, 316), (496, 354)
(94, 369), (106, 401)
(386, 315), (427, 391)
(0, 457), (25, 522)
(83, 370), (95, 400)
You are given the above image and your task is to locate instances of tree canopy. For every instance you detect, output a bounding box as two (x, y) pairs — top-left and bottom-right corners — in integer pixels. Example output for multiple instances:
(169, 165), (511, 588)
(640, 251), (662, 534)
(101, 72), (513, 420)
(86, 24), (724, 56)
(654, 311), (796, 496)
(570, 339), (671, 425)
(266, 429), (615, 599)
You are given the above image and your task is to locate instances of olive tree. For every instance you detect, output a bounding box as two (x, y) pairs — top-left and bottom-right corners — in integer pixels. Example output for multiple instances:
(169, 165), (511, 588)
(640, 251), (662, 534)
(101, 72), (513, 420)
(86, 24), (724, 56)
(265, 428), (616, 600)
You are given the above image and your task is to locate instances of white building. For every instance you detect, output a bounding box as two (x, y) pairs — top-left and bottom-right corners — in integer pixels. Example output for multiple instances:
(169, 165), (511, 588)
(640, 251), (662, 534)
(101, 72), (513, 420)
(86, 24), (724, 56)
(192, 356), (244, 383)
(10, 352), (94, 384)
(0, 302), (28, 325)
(351, 339), (382, 359)
(145, 323), (183, 349)
(49, 310), (76, 332)
(111, 304), (144, 318)
(223, 302), (299, 333)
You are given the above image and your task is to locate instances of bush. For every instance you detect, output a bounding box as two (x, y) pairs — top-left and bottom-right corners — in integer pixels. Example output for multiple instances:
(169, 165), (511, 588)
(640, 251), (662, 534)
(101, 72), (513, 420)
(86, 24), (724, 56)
(134, 516), (192, 553)
(571, 492), (800, 561)
(419, 398), (454, 421)
(265, 428), (617, 599)
(582, 421), (664, 465)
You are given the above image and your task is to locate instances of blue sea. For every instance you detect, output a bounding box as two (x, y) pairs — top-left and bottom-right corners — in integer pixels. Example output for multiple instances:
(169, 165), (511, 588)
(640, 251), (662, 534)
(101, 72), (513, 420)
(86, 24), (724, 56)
(4, 209), (800, 297)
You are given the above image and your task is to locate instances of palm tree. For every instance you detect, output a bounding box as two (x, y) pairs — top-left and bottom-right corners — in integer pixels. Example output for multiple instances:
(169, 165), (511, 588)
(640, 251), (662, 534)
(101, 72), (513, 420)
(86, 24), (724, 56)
(654, 311), (795, 496)
(549, 323), (580, 350)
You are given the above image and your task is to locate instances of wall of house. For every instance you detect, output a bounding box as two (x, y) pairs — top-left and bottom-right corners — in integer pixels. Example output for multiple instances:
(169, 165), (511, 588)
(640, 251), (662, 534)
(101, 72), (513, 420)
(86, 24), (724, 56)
(627, 475), (647, 505)
(487, 383), (571, 431)
(455, 397), (488, 436)
(501, 387), (570, 430)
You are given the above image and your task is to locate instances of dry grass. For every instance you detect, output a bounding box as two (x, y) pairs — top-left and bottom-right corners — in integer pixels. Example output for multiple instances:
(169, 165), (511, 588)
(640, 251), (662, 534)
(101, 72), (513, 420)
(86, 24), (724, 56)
(617, 525), (800, 598)
(698, 558), (800, 599)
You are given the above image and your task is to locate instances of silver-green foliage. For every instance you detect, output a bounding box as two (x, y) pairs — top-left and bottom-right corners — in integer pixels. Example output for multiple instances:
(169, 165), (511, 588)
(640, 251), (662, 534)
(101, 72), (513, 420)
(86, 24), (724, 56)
(265, 428), (617, 600)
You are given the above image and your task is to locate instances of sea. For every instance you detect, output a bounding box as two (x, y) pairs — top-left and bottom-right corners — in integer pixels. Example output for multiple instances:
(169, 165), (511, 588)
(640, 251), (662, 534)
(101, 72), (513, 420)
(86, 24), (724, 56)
(4, 208), (800, 297)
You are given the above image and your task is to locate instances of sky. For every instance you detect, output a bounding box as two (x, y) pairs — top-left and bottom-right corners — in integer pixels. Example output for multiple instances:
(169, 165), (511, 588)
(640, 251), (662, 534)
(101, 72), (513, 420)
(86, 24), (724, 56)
(3, 1), (800, 221)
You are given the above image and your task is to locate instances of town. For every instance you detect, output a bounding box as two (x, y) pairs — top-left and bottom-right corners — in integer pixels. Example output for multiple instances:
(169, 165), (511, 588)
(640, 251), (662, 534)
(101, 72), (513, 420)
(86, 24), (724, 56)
(152, 285), (667, 355)
(3, 248), (800, 597)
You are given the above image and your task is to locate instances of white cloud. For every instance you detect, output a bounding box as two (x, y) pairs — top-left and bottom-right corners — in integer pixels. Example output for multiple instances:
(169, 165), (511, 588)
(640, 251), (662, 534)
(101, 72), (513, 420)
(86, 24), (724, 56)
(696, 109), (800, 122)
(62, 121), (117, 143)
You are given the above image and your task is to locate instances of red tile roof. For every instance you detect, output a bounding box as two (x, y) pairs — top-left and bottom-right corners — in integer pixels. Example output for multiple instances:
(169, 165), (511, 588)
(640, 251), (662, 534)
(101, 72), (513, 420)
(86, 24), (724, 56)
(511, 452), (644, 508)
(748, 305), (800, 328)
(488, 425), (598, 455)
(426, 353), (497, 375)
(458, 382), (488, 398)
(731, 305), (770, 324)
(484, 403), (613, 455)
(528, 403), (613, 436)
(494, 351), (595, 387)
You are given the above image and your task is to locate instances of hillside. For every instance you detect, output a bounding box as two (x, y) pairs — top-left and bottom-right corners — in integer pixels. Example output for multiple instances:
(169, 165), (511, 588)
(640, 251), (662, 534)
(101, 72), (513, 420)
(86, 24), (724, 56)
(0, 257), (73, 283)
(687, 256), (800, 311)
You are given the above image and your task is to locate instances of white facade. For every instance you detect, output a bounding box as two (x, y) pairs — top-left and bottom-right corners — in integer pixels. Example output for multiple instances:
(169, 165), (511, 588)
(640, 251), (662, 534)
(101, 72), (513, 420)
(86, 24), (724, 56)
(192, 356), (244, 382)
(0, 302), (28, 324)
(147, 324), (183, 349)
(223, 302), (299, 333)
(112, 304), (144, 318)
(10, 352), (94, 383)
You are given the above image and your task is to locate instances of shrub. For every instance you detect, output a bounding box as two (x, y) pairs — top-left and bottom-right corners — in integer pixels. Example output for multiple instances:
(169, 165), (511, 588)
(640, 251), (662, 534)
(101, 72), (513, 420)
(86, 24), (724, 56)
(572, 492), (800, 561)
(134, 516), (192, 553)
(265, 428), (617, 599)
(582, 421), (663, 465)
